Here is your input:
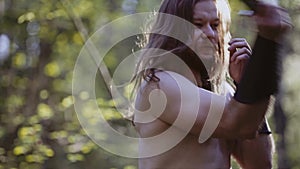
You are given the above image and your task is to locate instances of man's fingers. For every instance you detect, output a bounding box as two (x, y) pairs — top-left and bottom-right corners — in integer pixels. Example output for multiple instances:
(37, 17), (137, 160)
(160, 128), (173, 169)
(234, 54), (250, 64)
(254, 3), (292, 42)
(228, 42), (251, 51)
(278, 9), (293, 31)
(229, 38), (248, 45)
(230, 47), (251, 62)
(228, 39), (252, 56)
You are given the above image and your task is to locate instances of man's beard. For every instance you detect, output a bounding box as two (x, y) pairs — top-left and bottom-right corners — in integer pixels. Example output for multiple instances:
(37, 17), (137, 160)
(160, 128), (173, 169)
(196, 46), (221, 80)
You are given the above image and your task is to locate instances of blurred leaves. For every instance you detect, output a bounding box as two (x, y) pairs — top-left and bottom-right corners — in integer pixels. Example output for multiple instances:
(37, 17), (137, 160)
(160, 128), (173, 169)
(1, 0), (140, 168)
(0, 0), (299, 168)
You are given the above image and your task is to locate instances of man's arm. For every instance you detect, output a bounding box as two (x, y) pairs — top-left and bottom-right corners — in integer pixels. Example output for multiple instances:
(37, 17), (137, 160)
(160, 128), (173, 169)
(232, 133), (274, 169)
(135, 71), (270, 140)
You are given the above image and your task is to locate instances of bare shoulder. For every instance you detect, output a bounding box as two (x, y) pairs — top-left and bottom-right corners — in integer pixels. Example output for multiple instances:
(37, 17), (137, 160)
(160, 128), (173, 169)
(155, 70), (201, 92)
(136, 70), (209, 116)
(137, 71), (186, 100)
(135, 71), (181, 119)
(134, 71), (181, 136)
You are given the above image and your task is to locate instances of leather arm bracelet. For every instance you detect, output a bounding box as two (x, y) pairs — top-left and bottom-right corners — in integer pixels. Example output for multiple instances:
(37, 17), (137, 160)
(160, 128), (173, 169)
(234, 35), (282, 104)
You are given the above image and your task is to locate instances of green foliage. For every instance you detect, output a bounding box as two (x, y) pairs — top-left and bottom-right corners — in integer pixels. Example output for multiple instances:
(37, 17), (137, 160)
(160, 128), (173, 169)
(0, 0), (139, 168)
(0, 0), (300, 168)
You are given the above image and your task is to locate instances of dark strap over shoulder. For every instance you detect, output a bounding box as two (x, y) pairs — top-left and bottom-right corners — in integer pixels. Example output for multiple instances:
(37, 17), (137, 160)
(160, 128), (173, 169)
(258, 118), (272, 135)
(143, 68), (162, 82)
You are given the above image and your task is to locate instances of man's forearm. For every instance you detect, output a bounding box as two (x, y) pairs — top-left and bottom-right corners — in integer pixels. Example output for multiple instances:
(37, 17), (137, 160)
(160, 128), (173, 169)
(234, 35), (281, 104)
(232, 134), (274, 169)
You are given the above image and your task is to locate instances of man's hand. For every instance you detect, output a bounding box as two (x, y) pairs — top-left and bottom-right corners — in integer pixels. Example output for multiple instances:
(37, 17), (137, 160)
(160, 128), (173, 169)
(255, 2), (292, 43)
(228, 38), (251, 83)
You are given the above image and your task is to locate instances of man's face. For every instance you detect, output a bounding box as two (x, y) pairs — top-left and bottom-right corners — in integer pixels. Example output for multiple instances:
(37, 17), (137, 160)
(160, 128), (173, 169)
(192, 0), (219, 60)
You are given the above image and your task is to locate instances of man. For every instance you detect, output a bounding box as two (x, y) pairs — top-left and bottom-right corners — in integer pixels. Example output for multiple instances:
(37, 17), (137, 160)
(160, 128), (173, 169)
(133, 0), (291, 168)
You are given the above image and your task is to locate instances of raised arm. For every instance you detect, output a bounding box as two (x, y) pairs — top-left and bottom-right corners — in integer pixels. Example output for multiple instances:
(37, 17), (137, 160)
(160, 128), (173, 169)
(230, 2), (291, 168)
(135, 70), (270, 140)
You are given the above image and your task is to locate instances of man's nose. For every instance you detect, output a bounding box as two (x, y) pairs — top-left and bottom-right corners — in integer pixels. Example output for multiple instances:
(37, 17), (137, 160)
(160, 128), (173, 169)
(202, 25), (215, 40)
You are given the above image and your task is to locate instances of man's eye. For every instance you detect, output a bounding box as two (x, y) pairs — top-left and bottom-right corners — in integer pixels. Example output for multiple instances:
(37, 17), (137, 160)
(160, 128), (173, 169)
(211, 23), (219, 29)
(195, 23), (203, 28)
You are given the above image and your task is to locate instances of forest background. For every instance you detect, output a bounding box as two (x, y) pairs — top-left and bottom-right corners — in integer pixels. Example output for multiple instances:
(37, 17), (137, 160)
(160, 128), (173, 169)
(0, 0), (300, 168)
